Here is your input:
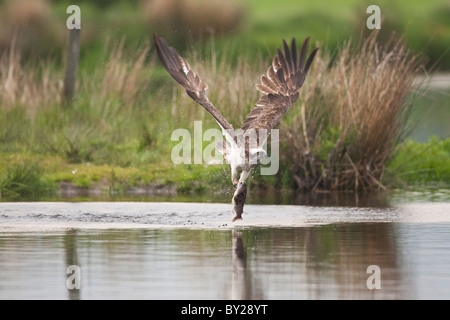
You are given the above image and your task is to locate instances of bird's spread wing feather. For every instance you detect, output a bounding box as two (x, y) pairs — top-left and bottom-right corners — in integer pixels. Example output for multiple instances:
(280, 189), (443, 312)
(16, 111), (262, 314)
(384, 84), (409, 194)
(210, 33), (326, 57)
(153, 34), (234, 134)
(241, 38), (318, 133)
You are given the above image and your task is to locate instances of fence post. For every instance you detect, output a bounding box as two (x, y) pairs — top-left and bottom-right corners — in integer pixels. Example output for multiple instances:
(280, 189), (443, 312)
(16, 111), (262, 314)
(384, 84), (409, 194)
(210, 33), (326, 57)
(63, 28), (80, 105)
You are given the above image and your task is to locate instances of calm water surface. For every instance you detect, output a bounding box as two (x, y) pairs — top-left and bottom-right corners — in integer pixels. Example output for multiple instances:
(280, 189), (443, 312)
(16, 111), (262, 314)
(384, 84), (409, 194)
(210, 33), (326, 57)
(0, 201), (449, 299)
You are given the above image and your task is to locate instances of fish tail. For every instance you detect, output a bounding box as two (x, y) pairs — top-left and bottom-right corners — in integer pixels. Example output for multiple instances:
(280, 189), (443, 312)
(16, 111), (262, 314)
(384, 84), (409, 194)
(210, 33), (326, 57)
(232, 215), (243, 222)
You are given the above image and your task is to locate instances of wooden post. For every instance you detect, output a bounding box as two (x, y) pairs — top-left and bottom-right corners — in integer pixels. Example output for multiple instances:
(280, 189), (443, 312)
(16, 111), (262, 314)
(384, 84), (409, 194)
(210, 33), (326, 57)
(63, 28), (80, 105)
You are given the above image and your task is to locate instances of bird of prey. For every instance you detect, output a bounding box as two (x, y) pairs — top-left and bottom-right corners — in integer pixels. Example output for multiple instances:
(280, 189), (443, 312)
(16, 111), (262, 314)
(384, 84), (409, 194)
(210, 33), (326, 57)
(153, 34), (317, 222)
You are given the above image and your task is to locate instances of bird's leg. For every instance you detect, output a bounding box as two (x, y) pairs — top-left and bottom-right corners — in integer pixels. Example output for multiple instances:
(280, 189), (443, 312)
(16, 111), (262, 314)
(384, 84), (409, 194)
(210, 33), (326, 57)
(231, 166), (238, 187)
(231, 169), (250, 222)
(238, 169), (251, 183)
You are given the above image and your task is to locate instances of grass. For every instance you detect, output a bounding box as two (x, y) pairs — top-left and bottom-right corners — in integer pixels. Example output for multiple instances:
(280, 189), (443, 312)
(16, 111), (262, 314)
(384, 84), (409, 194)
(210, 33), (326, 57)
(0, 156), (55, 198)
(0, 152), (231, 199)
(387, 137), (450, 187)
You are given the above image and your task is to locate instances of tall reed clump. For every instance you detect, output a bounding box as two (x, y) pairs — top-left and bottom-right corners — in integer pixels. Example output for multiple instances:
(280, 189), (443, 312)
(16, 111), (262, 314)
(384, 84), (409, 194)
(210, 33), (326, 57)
(281, 33), (424, 192)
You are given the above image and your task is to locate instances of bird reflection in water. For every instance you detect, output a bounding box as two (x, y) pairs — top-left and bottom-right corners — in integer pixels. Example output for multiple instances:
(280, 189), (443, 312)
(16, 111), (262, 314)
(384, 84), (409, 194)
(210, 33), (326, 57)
(231, 229), (263, 300)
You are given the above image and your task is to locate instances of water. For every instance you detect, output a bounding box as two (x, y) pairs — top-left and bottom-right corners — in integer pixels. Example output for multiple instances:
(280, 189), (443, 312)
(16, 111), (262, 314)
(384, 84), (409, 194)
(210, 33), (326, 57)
(408, 77), (450, 142)
(1, 201), (450, 300)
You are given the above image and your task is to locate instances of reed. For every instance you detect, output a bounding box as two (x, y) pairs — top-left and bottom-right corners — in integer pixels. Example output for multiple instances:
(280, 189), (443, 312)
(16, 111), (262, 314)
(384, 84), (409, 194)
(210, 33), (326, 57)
(0, 40), (62, 117)
(281, 32), (424, 191)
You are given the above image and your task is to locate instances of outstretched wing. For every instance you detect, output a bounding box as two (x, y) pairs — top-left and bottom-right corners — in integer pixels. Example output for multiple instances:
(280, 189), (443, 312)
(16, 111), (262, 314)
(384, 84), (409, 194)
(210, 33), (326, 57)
(153, 34), (234, 133)
(241, 37), (318, 133)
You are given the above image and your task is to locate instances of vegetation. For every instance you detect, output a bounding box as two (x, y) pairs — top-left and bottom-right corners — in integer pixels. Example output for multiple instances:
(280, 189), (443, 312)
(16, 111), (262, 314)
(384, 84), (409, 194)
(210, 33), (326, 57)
(281, 32), (423, 192)
(0, 0), (449, 199)
(387, 137), (450, 187)
(0, 158), (54, 198)
(0, 0), (448, 69)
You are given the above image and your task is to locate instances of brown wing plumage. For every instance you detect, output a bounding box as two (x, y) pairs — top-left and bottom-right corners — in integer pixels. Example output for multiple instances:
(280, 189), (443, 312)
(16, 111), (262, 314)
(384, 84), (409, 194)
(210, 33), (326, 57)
(241, 38), (318, 132)
(153, 34), (233, 131)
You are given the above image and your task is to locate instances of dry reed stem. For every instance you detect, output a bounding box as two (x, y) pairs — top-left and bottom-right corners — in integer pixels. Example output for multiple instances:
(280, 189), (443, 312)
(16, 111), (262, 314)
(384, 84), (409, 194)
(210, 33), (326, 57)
(101, 39), (150, 107)
(0, 39), (62, 116)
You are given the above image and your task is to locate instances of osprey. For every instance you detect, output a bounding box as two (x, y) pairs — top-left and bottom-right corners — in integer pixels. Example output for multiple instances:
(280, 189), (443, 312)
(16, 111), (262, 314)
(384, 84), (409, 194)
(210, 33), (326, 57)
(154, 34), (317, 222)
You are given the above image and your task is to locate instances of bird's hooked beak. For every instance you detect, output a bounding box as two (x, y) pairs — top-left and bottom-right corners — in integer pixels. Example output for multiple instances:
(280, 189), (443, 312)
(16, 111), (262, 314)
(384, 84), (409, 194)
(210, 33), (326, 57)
(232, 181), (247, 222)
(249, 147), (268, 159)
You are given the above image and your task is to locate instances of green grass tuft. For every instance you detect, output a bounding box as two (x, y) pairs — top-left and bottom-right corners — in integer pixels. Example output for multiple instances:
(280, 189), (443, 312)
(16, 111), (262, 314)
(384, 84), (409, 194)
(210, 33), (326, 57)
(0, 160), (55, 198)
(386, 137), (450, 187)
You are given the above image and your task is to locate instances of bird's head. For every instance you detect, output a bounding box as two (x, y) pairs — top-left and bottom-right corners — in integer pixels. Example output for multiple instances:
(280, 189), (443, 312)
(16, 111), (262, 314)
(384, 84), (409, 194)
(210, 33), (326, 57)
(249, 147), (268, 160)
